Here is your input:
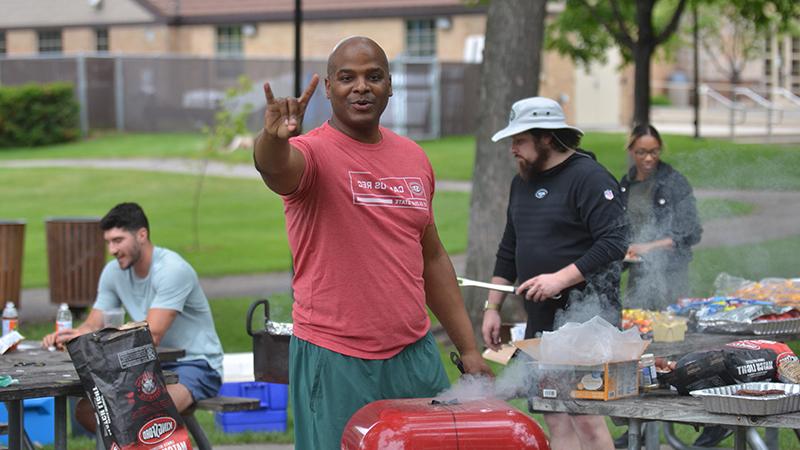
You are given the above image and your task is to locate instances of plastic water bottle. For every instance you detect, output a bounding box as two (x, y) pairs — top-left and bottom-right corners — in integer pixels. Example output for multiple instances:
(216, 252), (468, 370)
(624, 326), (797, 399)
(56, 303), (73, 332)
(2, 302), (18, 336)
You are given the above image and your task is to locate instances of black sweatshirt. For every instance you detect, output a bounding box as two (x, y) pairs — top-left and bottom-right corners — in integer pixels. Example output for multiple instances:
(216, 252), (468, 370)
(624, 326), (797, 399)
(493, 151), (628, 286)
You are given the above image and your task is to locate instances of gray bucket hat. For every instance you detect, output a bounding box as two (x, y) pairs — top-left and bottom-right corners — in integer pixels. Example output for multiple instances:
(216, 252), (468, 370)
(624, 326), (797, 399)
(491, 97), (583, 142)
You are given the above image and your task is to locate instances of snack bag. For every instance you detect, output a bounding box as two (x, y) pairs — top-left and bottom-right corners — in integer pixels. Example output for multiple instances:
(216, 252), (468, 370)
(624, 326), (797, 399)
(67, 322), (192, 450)
(660, 339), (797, 395)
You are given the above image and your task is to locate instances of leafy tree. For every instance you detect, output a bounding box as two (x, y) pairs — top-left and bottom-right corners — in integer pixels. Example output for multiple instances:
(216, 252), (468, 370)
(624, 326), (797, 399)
(463, 0), (548, 337)
(547, 0), (799, 126)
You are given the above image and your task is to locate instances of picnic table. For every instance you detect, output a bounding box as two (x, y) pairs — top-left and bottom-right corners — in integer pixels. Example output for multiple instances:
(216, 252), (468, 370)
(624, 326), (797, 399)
(528, 331), (800, 450)
(0, 341), (183, 450)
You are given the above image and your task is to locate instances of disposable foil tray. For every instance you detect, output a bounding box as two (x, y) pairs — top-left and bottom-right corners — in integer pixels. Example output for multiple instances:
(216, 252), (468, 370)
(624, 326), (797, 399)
(690, 382), (800, 415)
(699, 317), (800, 335)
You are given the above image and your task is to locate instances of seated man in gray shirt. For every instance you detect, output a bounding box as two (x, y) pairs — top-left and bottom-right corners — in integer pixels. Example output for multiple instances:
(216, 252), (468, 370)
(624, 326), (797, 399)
(42, 202), (223, 432)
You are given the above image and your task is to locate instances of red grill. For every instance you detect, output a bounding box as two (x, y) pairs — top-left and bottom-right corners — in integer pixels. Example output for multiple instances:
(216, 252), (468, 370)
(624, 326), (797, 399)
(341, 397), (550, 449)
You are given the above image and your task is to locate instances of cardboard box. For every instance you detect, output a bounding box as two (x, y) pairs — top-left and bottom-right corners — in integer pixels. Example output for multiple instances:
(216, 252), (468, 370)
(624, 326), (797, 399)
(652, 318), (687, 342)
(529, 360), (640, 401)
(512, 338), (646, 401)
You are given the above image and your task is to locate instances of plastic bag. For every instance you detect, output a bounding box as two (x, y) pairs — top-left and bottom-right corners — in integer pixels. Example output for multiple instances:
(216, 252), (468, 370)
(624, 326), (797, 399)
(540, 316), (648, 364)
(67, 323), (193, 450)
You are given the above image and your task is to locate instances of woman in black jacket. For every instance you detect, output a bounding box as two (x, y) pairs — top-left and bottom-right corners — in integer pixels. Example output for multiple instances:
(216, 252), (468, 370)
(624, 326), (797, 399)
(619, 124), (702, 311)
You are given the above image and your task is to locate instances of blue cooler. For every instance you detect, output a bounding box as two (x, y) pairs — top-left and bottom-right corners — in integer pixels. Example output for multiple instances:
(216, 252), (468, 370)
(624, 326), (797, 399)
(0, 397), (55, 445)
(215, 381), (288, 433)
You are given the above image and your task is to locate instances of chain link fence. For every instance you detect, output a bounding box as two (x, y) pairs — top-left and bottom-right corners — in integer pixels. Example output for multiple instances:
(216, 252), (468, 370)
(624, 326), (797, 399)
(0, 55), (480, 140)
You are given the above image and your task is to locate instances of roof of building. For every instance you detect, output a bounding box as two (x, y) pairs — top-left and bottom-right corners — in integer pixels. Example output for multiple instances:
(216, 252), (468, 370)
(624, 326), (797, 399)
(140, 0), (486, 24)
(0, 0), (486, 30)
(0, 0), (155, 29)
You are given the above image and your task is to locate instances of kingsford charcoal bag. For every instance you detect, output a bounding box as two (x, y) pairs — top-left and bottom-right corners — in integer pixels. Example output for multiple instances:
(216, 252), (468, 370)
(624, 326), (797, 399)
(67, 322), (192, 450)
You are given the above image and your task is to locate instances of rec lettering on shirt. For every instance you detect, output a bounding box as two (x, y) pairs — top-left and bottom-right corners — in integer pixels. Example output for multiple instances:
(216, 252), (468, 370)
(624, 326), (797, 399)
(349, 171), (428, 209)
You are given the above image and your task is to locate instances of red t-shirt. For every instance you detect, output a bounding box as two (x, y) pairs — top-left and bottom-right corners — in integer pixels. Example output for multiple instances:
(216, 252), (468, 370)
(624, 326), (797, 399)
(285, 122), (435, 359)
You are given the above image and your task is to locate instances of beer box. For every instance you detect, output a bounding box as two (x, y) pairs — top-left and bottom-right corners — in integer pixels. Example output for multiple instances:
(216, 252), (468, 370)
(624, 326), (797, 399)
(514, 338), (645, 401)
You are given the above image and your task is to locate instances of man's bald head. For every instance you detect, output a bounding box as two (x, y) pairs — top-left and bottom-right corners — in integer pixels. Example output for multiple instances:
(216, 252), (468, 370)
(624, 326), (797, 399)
(326, 36), (390, 78)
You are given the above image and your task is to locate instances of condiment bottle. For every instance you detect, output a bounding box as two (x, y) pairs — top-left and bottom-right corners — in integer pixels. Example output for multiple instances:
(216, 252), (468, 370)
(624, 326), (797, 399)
(639, 353), (659, 390)
(56, 303), (73, 332)
(2, 301), (18, 336)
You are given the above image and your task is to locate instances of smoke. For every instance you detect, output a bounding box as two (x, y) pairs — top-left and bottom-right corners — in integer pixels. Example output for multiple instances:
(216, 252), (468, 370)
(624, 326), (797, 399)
(553, 265), (622, 329)
(435, 356), (538, 402)
(624, 212), (691, 310)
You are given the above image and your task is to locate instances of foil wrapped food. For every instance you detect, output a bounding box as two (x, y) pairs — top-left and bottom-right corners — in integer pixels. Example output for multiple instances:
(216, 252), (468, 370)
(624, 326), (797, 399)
(697, 304), (800, 335)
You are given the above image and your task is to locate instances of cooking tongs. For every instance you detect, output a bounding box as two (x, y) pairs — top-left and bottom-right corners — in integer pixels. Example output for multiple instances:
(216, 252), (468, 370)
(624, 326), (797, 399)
(457, 277), (562, 299)
(456, 277), (515, 293)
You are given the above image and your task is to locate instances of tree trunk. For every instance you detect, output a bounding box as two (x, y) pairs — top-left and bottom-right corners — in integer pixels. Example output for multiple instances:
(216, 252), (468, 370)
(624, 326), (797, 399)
(463, 0), (547, 343)
(632, 42), (654, 126)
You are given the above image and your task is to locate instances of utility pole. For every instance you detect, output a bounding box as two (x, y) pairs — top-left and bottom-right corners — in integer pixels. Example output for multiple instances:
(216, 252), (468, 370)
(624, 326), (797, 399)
(294, 0), (302, 97)
(693, 2), (700, 139)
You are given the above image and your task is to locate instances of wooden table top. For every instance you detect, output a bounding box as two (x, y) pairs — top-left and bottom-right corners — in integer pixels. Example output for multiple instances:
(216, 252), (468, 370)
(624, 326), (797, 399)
(529, 389), (800, 429)
(0, 341), (184, 401)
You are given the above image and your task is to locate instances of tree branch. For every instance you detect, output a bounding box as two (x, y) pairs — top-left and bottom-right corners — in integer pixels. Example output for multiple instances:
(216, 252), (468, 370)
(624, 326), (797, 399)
(608, 0), (635, 48)
(656, 0), (689, 45)
(576, 0), (635, 49)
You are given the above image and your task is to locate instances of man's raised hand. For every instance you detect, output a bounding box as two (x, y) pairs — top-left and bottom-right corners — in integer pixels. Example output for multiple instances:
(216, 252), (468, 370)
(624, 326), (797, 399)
(262, 74), (320, 139)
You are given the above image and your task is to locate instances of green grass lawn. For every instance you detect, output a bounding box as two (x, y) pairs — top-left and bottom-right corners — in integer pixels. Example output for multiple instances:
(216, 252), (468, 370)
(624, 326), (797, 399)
(3, 131), (800, 190)
(0, 167), (470, 288)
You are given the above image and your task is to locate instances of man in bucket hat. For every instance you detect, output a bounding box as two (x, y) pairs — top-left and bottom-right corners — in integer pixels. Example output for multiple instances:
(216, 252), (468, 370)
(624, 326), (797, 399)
(481, 97), (627, 450)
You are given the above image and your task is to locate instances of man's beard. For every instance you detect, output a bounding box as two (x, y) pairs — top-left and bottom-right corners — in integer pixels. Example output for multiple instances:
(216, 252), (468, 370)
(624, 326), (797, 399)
(117, 245), (141, 270)
(517, 145), (552, 181)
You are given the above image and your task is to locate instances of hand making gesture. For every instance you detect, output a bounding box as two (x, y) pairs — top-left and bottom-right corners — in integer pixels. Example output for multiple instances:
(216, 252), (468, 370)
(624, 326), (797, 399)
(262, 74), (320, 140)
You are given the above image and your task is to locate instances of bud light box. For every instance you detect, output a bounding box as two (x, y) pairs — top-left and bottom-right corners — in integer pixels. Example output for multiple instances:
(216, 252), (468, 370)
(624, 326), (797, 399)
(215, 381), (288, 433)
(0, 397), (54, 445)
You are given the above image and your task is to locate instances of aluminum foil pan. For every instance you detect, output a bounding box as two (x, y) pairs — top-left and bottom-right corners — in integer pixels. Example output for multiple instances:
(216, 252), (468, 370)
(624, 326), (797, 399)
(266, 321), (293, 336)
(690, 382), (800, 415)
(697, 304), (800, 334)
(699, 317), (800, 335)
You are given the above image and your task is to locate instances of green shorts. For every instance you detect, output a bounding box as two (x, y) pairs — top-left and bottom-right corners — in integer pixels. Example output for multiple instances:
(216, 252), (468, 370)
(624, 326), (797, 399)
(290, 332), (450, 450)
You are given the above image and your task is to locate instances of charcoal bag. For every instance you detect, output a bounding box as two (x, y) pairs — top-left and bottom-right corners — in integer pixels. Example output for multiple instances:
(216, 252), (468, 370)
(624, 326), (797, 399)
(660, 339), (798, 395)
(67, 323), (193, 450)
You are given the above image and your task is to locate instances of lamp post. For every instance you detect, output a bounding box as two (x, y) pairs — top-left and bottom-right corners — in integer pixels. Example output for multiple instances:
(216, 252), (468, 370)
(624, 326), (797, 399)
(294, 0), (302, 98)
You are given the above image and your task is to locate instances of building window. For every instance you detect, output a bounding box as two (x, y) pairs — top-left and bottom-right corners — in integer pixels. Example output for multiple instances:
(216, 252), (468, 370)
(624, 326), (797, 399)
(216, 26), (243, 56)
(0, 32), (6, 55)
(38, 29), (62, 54)
(96, 28), (109, 52)
(406, 19), (436, 57)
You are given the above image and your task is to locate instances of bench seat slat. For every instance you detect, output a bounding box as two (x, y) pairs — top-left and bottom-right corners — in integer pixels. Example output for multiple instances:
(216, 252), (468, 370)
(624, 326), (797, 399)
(195, 395), (261, 412)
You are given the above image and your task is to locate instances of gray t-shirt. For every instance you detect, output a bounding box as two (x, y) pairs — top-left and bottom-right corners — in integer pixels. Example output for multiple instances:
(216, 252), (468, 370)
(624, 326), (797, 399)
(94, 246), (223, 377)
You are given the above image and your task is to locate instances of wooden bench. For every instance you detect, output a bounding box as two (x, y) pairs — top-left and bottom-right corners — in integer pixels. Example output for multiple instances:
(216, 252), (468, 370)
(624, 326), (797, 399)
(183, 396), (262, 450)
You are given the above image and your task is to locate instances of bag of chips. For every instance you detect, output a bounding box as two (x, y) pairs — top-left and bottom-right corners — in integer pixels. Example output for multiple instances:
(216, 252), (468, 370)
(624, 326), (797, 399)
(67, 322), (193, 450)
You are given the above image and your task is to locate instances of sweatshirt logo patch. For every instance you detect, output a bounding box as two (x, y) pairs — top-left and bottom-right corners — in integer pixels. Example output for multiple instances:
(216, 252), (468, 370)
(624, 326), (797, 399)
(535, 188), (548, 199)
(604, 189), (614, 200)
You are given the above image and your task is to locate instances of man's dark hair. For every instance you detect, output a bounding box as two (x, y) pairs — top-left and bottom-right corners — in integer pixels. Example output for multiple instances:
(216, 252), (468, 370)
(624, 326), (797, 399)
(100, 202), (149, 235)
(529, 128), (582, 152)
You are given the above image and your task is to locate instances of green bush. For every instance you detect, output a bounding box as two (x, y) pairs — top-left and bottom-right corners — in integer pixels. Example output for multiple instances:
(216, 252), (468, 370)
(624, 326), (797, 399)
(651, 94), (672, 106)
(0, 82), (80, 147)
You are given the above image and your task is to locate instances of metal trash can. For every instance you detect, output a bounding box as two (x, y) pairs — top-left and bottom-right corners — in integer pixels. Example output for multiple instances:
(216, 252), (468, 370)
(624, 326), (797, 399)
(45, 217), (105, 307)
(247, 299), (290, 385)
(0, 220), (26, 309)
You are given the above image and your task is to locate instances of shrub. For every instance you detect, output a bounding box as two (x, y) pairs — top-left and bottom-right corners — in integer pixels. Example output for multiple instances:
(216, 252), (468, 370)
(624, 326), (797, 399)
(651, 94), (672, 106)
(0, 82), (80, 147)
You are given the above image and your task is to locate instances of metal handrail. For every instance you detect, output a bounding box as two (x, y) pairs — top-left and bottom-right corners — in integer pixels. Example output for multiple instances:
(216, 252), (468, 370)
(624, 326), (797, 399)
(772, 87), (800, 108)
(700, 84), (736, 109)
(733, 86), (775, 110)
